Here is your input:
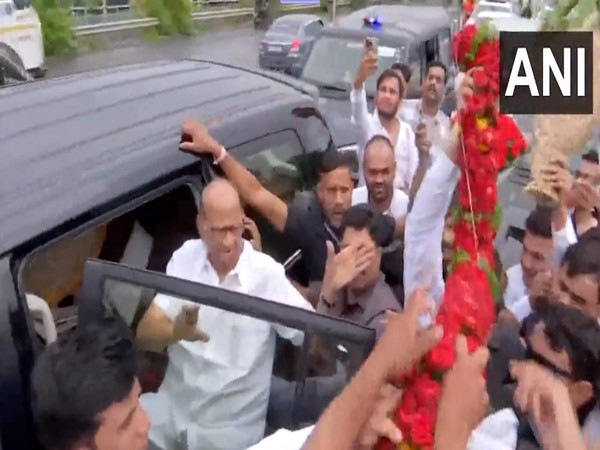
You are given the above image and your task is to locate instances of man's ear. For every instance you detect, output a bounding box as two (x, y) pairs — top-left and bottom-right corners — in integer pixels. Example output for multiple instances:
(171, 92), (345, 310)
(570, 380), (594, 409)
(196, 213), (204, 237)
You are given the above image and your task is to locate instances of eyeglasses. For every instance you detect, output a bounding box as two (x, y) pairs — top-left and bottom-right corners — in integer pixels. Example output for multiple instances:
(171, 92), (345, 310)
(524, 337), (573, 380)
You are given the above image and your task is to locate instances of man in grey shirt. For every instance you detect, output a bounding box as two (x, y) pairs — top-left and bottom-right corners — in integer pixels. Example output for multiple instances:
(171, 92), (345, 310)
(317, 204), (402, 339)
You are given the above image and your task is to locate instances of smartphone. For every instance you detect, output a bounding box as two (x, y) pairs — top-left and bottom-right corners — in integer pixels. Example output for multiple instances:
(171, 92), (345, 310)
(365, 37), (379, 54)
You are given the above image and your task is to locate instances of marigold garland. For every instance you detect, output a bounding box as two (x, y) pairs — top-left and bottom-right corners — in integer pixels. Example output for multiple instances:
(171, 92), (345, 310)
(375, 23), (528, 450)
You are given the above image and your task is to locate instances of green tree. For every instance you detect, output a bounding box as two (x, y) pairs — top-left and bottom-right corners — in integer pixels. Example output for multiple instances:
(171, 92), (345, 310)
(33, 0), (77, 56)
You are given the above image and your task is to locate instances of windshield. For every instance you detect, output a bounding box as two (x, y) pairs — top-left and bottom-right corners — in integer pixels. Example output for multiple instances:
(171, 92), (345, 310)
(267, 22), (300, 40)
(301, 35), (408, 95)
(474, 4), (512, 15)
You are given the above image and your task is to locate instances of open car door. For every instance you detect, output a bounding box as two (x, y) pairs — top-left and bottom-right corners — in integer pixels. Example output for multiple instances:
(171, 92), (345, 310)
(77, 259), (376, 438)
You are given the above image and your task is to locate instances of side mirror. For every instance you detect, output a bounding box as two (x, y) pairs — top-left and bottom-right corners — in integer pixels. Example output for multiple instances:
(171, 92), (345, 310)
(289, 64), (303, 79)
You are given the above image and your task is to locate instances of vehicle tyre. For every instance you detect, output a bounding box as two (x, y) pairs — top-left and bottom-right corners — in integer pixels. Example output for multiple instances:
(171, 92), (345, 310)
(0, 44), (32, 83)
(28, 66), (47, 79)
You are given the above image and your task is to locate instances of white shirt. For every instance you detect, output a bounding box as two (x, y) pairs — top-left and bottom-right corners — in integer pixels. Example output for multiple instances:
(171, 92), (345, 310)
(503, 265), (527, 309)
(399, 98), (452, 166)
(507, 217), (579, 324)
(351, 186), (409, 220)
(404, 151), (460, 307)
(141, 239), (313, 450)
(247, 409), (518, 450)
(350, 86), (419, 191)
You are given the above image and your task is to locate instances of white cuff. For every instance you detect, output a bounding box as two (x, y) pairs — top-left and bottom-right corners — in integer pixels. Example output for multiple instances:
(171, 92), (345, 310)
(429, 150), (460, 186)
(508, 296), (532, 323)
(350, 86), (365, 103)
(552, 215), (578, 245)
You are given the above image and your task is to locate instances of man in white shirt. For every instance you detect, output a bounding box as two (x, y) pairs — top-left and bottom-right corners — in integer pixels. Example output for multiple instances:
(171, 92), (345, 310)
(400, 61), (452, 166)
(140, 179), (313, 450)
(350, 42), (419, 192)
(351, 134), (409, 226)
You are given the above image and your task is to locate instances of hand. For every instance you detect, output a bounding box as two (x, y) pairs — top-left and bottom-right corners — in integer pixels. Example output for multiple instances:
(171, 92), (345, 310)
(529, 270), (559, 306)
(321, 241), (376, 299)
(415, 123), (432, 155)
(510, 361), (573, 450)
(572, 179), (600, 211)
(540, 155), (573, 203)
(179, 119), (222, 157)
(436, 335), (490, 444)
(356, 384), (403, 449)
(457, 66), (483, 107)
(355, 49), (378, 87)
(374, 287), (443, 379)
(173, 305), (210, 343)
(243, 216), (262, 252)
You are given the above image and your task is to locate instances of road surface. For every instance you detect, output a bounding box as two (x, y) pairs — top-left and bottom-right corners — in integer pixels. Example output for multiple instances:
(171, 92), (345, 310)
(47, 26), (266, 78)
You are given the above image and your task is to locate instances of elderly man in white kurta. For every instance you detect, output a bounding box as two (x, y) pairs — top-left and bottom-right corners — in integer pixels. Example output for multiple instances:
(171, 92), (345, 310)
(141, 179), (313, 450)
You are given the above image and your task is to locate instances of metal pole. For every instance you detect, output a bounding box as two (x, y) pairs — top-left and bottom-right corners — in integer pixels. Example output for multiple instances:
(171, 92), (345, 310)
(332, 0), (337, 23)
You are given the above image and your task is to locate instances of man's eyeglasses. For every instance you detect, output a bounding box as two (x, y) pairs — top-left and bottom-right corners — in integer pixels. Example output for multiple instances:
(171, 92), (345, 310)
(523, 337), (573, 380)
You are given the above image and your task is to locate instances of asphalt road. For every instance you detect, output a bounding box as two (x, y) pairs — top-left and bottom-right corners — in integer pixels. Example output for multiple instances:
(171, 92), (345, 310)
(47, 26), (266, 78)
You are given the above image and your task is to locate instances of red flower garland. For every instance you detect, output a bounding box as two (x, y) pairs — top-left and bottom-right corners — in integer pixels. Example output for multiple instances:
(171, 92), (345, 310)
(376, 23), (528, 450)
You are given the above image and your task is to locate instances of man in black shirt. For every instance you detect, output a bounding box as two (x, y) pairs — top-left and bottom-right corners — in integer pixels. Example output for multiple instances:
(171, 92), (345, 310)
(180, 119), (400, 304)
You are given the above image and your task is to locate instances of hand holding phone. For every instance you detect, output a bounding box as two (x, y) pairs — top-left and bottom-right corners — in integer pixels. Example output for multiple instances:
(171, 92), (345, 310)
(365, 37), (379, 55)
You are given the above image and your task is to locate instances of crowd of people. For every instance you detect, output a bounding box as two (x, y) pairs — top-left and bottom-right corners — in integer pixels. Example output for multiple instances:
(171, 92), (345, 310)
(27, 38), (600, 450)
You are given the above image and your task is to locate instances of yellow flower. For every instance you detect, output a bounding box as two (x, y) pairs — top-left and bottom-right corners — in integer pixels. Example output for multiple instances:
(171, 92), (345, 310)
(479, 144), (490, 154)
(476, 117), (490, 130)
(399, 442), (421, 450)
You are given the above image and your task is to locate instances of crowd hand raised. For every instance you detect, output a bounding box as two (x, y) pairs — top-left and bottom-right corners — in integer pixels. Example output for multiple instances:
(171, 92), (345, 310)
(435, 335), (490, 446)
(540, 155), (573, 202)
(510, 361), (574, 450)
(415, 123), (432, 156)
(356, 384), (403, 450)
(173, 305), (210, 343)
(374, 287), (443, 379)
(243, 216), (262, 252)
(529, 270), (559, 306)
(355, 46), (378, 87)
(572, 179), (600, 211)
(457, 66), (483, 107)
(321, 241), (376, 299)
(179, 119), (222, 157)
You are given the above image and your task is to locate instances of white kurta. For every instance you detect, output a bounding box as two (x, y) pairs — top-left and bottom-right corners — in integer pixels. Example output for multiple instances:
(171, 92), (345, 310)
(141, 239), (313, 450)
(350, 86), (419, 191)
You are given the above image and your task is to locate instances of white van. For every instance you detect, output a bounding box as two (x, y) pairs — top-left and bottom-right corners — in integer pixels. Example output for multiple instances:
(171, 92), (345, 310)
(0, 0), (45, 78)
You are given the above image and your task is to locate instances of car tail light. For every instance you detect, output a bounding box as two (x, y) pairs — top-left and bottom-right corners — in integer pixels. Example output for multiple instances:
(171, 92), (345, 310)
(289, 40), (301, 52)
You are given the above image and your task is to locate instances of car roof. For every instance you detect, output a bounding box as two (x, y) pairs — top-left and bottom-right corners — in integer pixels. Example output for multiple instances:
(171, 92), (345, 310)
(272, 14), (322, 25)
(484, 16), (540, 31)
(0, 60), (317, 256)
(333, 5), (454, 42)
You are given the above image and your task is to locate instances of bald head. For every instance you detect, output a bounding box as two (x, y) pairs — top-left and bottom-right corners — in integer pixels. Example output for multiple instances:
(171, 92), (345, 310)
(363, 135), (395, 167)
(201, 179), (243, 218)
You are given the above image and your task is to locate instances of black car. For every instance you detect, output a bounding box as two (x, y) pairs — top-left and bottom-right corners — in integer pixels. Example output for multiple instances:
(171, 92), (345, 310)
(258, 14), (324, 73)
(0, 60), (375, 449)
(292, 5), (460, 155)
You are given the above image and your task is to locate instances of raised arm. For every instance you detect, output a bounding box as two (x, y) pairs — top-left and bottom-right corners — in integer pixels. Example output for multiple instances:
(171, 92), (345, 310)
(180, 119), (289, 232)
(404, 150), (460, 306)
(350, 46), (378, 151)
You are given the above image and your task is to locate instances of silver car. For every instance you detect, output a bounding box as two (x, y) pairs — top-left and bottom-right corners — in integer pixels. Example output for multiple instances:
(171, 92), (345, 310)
(259, 14), (324, 74)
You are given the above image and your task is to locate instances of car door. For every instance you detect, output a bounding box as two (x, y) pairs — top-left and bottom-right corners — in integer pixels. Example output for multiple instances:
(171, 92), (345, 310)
(77, 258), (376, 434)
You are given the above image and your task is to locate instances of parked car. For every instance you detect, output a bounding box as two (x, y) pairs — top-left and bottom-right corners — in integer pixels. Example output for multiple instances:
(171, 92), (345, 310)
(258, 14), (324, 74)
(466, 0), (516, 25)
(291, 5), (459, 158)
(0, 59), (376, 449)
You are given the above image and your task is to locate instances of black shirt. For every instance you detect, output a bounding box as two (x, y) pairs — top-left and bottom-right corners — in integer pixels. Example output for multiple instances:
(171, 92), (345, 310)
(283, 192), (399, 284)
(284, 192), (341, 283)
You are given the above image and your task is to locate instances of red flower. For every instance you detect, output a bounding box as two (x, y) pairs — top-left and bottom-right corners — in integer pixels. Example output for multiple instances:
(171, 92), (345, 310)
(409, 412), (434, 448)
(427, 333), (456, 373)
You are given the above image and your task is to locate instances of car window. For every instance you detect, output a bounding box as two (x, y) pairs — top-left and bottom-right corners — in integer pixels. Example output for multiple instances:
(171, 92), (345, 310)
(437, 29), (452, 68)
(20, 184), (200, 339)
(267, 21), (301, 40)
(301, 35), (408, 95)
(408, 45), (423, 88)
(78, 259), (376, 439)
(304, 21), (322, 37)
(231, 130), (309, 262)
